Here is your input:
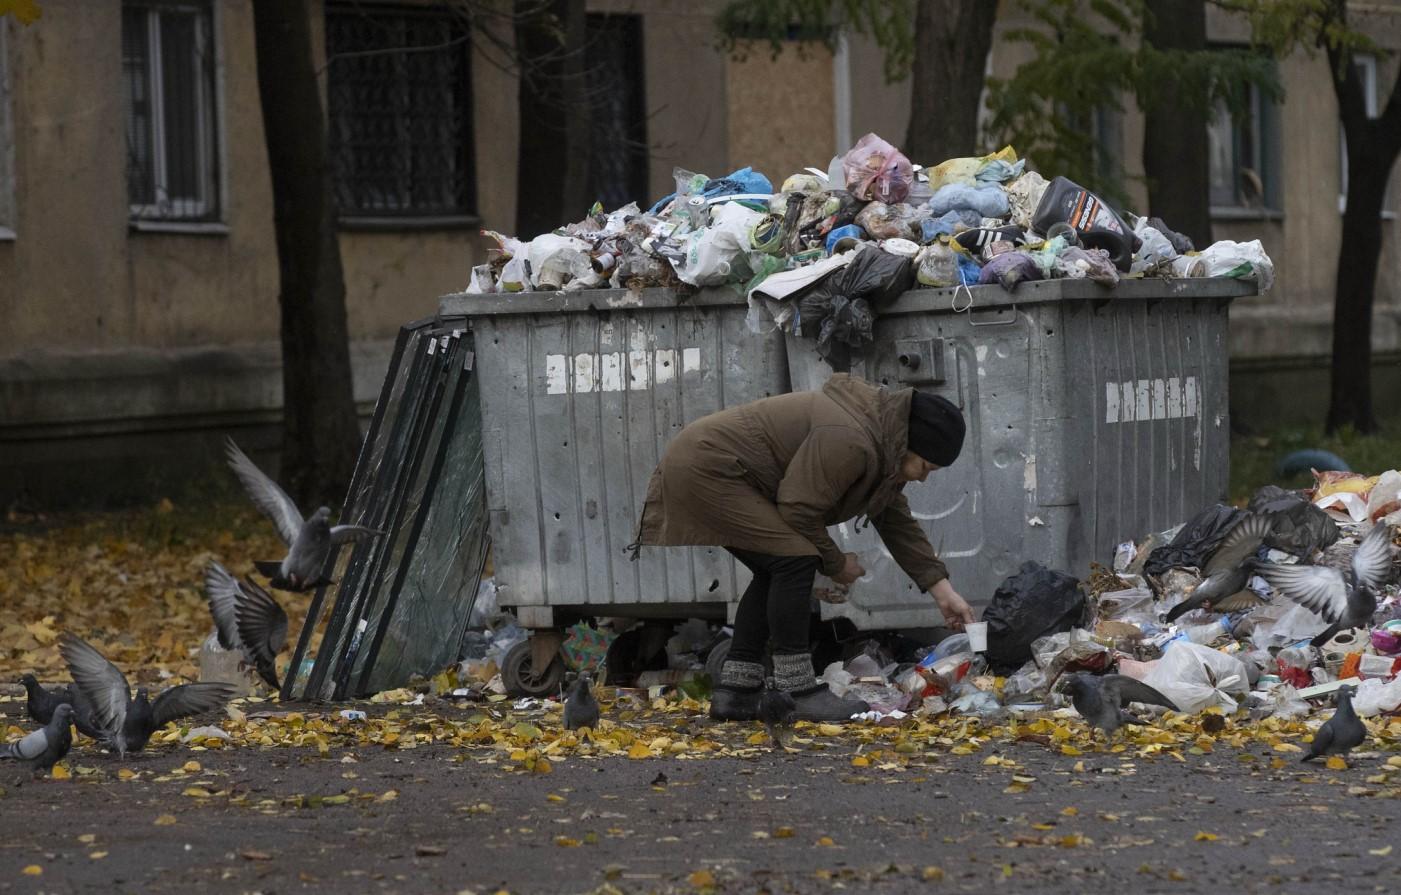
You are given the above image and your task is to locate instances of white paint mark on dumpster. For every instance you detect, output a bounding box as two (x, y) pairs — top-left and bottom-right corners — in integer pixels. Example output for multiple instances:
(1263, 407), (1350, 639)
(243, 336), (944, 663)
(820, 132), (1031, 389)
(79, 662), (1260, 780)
(546, 355), (568, 395)
(1023, 453), (1037, 493)
(573, 353), (596, 394)
(546, 348), (705, 394)
(655, 349), (676, 384)
(601, 353), (622, 391)
(1105, 376), (1200, 423)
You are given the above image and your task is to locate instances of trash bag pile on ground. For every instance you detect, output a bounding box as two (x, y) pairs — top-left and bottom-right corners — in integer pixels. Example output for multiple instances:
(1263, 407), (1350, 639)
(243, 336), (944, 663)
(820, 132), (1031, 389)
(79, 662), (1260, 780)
(470, 133), (1275, 363)
(803, 469), (1401, 728)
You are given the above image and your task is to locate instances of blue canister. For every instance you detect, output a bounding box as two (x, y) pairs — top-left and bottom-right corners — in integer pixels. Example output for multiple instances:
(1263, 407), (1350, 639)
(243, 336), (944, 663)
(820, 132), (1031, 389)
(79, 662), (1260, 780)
(825, 224), (866, 255)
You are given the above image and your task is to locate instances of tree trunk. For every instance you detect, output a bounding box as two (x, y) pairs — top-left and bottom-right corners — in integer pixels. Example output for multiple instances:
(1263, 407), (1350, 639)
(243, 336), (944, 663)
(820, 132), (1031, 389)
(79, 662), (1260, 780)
(515, 0), (591, 237)
(1324, 28), (1401, 434)
(904, 0), (998, 164)
(1142, 0), (1211, 248)
(251, 0), (361, 504)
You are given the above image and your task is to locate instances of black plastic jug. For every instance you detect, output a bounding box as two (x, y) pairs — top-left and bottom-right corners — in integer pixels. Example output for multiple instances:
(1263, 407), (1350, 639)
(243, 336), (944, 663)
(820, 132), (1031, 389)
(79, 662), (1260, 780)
(1031, 176), (1141, 272)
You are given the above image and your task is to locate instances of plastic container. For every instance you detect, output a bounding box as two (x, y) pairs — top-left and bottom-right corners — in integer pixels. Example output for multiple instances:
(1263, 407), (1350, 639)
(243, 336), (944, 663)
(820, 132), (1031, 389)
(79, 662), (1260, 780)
(1031, 176), (1141, 271)
(965, 621), (988, 652)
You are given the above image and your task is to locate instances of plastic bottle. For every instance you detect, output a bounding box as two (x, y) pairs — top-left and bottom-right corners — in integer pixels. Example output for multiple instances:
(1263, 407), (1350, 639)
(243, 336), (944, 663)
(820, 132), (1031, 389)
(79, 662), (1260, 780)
(916, 242), (959, 287)
(1031, 176), (1141, 271)
(1183, 616), (1232, 645)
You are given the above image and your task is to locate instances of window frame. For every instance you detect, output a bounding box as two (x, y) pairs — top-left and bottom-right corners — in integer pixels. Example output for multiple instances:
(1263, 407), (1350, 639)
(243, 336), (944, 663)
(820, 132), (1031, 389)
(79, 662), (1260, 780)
(0, 22), (15, 241)
(1337, 53), (1396, 220)
(123, 0), (227, 230)
(324, 2), (478, 227)
(1207, 49), (1283, 219)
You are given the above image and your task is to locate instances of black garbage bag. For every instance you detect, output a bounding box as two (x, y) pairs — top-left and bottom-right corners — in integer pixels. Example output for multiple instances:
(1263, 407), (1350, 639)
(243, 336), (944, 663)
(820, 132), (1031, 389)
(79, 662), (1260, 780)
(981, 561), (1085, 672)
(1143, 504), (1243, 577)
(1248, 484), (1340, 557)
(797, 246), (915, 370)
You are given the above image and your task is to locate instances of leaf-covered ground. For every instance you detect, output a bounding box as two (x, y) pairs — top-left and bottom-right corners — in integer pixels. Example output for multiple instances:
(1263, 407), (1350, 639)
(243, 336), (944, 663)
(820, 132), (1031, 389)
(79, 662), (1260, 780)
(4, 502), (1401, 891)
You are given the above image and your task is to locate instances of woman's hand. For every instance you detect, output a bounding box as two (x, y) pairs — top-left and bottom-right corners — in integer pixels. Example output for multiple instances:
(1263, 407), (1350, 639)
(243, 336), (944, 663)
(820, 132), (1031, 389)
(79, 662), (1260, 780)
(832, 552), (866, 585)
(931, 579), (975, 630)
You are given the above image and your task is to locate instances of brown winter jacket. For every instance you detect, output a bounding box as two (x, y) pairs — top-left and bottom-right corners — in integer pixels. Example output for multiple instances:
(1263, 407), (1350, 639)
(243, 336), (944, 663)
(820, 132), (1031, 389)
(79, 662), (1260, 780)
(634, 374), (950, 591)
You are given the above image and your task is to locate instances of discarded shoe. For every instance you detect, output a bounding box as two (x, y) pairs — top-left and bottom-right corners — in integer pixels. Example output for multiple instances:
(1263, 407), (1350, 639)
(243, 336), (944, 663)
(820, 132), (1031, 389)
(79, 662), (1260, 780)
(790, 684), (869, 722)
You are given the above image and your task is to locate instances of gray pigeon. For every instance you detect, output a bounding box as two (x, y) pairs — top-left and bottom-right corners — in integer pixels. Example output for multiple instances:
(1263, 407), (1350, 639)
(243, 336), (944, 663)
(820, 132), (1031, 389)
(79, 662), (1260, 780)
(225, 438), (384, 591)
(1062, 673), (1178, 740)
(18, 674), (73, 725)
(205, 561), (289, 690)
(0, 703), (73, 775)
(757, 677), (798, 751)
(562, 672), (600, 731)
(1165, 513), (1274, 622)
(1259, 522), (1394, 647)
(1301, 684), (1366, 764)
(58, 633), (237, 758)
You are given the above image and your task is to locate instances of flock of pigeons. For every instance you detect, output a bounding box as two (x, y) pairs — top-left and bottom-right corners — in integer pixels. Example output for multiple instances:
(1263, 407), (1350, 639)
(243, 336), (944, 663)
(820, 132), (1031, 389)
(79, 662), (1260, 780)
(1061, 510), (1395, 765)
(2, 439), (383, 775)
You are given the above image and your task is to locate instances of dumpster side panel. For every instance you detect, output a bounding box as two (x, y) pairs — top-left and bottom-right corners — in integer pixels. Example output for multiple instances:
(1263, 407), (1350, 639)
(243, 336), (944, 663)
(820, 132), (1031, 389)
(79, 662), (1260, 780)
(473, 302), (785, 619)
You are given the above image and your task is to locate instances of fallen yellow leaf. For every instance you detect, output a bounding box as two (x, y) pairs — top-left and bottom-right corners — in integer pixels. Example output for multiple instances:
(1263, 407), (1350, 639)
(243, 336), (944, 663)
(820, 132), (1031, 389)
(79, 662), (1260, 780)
(1370, 845), (1393, 857)
(77, 834), (96, 844)
(1194, 832), (1218, 842)
(89, 852), (108, 860)
(816, 836), (835, 847)
(50, 764), (71, 780)
(922, 866), (945, 881)
(154, 814), (177, 826)
(688, 869), (716, 888)
(22, 865), (41, 876)
(554, 836), (580, 847)
(1325, 756), (1348, 770)
(773, 826), (794, 839)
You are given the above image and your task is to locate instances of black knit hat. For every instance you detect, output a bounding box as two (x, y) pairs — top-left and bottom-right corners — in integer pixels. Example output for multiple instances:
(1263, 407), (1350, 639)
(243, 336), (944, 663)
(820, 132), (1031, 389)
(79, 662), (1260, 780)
(907, 392), (966, 467)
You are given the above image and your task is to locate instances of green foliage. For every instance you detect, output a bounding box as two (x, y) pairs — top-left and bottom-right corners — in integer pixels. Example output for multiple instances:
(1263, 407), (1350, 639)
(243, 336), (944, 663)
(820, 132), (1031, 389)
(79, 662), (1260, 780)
(984, 0), (1280, 204)
(1230, 416), (1401, 503)
(714, 0), (916, 83)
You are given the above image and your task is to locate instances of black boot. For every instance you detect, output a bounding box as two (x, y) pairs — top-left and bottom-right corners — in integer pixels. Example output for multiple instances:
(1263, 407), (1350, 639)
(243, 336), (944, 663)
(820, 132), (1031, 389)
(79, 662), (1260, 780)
(790, 684), (869, 722)
(709, 685), (760, 721)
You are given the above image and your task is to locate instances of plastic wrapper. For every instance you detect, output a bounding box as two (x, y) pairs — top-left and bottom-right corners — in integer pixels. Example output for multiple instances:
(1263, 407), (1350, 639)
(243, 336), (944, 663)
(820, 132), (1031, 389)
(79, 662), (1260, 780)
(1248, 601), (1332, 651)
(819, 660), (855, 697)
(1144, 504), (1244, 577)
(468, 264), (496, 294)
(950, 686), (1004, 718)
(1365, 469), (1401, 524)
(921, 209), (981, 242)
(1170, 254), (1206, 278)
(975, 157), (1026, 184)
(1197, 238), (1275, 292)
(1141, 641), (1249, 714)
(928, 183), (1011, 219)
(842, 133), (914, 203)
(524, 234), (592, 290)
(1350, 675), (1401, 717)
(925, 146), (1019, 192)
(1002, 661), (1048, 702)
(1250, 683), (1311, 720)
(1248, 484), (1340, 557)
(915, 243), (960, 287)
(1129, 218), (1179, 275)
(854, 201), (926, 241)
(978, 251), (1041, 292)
(1097, 586), (1157, 629)
(781, 172), (825, 194)
(983, 561), (1086, 671)
(1031, 629), (1111, 686)
(1148, 216), (1194, 254)
(1055, 246), (1119, 286)
(672, 202), (764, 286)
(1005, 171), (1049, 230)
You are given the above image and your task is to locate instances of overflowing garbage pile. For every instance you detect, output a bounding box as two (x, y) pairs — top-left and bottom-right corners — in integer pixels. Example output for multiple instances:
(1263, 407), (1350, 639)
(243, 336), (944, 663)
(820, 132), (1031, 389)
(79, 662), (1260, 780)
(804, 471), (1401, 729)
(470, 133), (1275, 363)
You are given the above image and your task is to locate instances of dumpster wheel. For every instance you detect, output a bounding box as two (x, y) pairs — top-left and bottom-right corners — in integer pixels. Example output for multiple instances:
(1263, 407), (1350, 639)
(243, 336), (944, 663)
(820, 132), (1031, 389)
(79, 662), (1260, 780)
(501, 639), (565, 697)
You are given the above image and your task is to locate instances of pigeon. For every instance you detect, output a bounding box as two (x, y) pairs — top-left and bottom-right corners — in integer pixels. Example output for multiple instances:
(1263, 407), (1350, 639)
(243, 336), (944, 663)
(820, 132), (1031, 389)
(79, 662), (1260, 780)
(1301, 684), (1366, 764)
(1062, 673), (1178, 740)
(1258, 522), (1394, 647)
(225, 438), (384, 591)
(757, 677), (798, 752)
(562, 672), (600, 731)
(205, 561), (289, 690)
(58, 633), (237, 758)
(18, 674), (73, 725)
(1165, 513), (1274, 622)
(0, 703), (73, 776)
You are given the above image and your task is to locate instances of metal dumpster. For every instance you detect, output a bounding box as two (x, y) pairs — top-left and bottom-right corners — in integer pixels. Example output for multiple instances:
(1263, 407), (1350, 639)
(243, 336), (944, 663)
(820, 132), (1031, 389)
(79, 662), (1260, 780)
(786, 276), (1252, 629)
(437, 286), (789, 633)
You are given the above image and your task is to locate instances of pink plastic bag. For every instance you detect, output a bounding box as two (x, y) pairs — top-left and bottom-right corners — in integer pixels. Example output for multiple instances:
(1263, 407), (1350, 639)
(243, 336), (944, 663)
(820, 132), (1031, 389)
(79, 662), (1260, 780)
(843, 133), (913, 204)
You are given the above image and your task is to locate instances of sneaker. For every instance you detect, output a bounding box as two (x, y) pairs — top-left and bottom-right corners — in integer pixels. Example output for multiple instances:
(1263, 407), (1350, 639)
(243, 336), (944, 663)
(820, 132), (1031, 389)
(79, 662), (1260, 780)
(790, 684), (869, 722)
(709, 686), (760, 722)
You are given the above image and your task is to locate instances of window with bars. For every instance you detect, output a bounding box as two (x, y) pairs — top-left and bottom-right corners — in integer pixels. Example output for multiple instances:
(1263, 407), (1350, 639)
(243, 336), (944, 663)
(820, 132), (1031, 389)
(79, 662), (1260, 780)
(122, 1), (221, 223)
(325, 4), (475, 220)
(585, 14), (648, 211)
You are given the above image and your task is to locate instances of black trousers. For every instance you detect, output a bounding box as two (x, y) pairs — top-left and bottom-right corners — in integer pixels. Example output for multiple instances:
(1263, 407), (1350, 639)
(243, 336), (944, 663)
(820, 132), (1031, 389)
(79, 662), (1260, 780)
(725, 548), (820, 664)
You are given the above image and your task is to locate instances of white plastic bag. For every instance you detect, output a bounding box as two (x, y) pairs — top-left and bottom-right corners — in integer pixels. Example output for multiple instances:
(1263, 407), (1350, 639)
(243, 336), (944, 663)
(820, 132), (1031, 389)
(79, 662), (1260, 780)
(674, 202), (764, 286)
(525, 234), (592, 290)
(1365, 469), (1401, 524)
(1197, 238), (1275, 292)
(1350, 676), (1401, 717)
(1141, 641), (1249, 713)
(1130, 219), (1178, 274)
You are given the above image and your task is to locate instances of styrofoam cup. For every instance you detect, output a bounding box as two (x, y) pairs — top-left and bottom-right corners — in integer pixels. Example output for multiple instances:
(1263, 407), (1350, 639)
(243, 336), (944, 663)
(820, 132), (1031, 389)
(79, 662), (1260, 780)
(965, 621), (988, 653)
